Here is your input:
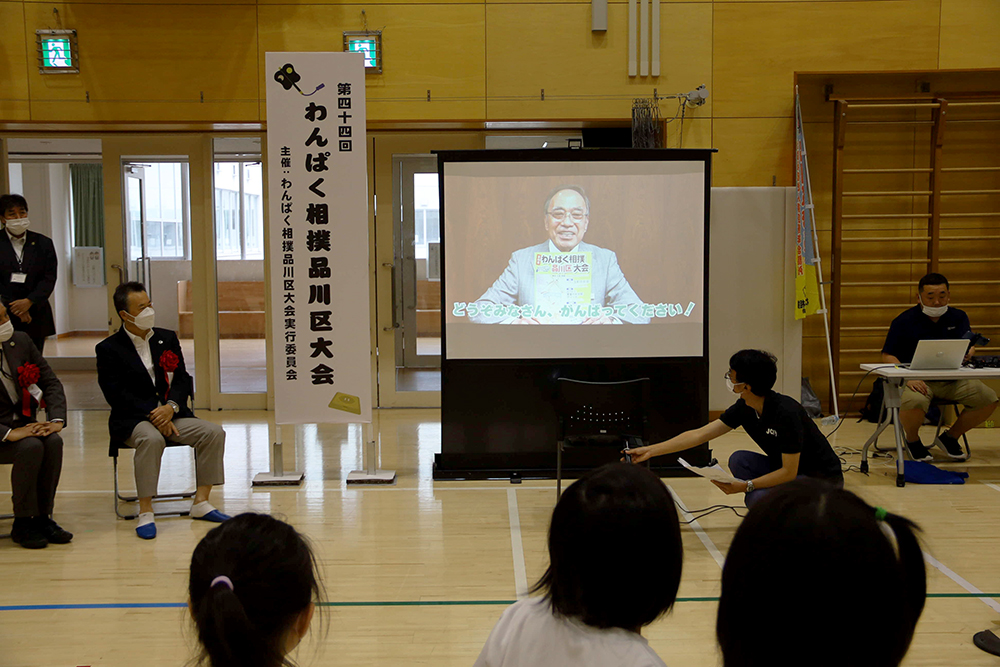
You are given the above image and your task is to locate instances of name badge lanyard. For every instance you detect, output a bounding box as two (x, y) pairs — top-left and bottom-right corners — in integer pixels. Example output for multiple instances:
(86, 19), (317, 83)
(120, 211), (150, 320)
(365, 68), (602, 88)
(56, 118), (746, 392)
(10, 241), (28, 284)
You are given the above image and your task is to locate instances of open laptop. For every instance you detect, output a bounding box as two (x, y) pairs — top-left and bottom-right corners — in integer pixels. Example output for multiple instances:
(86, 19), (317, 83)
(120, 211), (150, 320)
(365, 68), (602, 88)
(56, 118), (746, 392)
(908, 339), (969, 370)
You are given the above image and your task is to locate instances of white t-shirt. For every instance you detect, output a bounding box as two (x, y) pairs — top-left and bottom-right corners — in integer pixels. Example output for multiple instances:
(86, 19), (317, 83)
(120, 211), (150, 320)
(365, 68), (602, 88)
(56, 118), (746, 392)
(474, 597), (668, 667)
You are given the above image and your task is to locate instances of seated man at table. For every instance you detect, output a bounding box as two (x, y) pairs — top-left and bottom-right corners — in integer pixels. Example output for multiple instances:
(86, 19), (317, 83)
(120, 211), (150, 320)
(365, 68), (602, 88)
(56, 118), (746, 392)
(96, 281), (229, 539)
(881, 272), (999, 462)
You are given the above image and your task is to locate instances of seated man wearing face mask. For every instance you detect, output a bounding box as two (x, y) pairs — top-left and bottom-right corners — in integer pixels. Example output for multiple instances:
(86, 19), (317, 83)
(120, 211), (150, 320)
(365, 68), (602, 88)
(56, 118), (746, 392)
(0, 301), (71, 549)
(96, 282), (229, 540)
(881, 272), (999, 463)
(0, 194), (57, 353)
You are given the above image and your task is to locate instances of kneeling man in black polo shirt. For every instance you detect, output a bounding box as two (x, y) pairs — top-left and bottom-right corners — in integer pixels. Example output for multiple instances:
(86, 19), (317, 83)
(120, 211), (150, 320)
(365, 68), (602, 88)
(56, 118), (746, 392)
(627, 349), (843, 507)
(881, 272), (998, 462)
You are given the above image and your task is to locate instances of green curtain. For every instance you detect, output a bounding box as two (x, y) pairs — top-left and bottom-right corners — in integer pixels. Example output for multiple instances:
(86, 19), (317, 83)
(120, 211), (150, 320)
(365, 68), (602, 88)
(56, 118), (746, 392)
(70, 163), (104, 248)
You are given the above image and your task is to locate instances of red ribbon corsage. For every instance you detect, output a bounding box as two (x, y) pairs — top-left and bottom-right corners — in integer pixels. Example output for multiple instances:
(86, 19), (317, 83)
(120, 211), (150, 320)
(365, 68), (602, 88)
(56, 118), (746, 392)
(17, 363), (44, 417)
(159, 351), (180, 402)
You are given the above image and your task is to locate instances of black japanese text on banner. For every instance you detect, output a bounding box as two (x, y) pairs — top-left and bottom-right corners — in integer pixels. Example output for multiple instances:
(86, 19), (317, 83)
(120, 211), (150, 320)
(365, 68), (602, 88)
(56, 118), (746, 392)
(265, 53), (372, 424)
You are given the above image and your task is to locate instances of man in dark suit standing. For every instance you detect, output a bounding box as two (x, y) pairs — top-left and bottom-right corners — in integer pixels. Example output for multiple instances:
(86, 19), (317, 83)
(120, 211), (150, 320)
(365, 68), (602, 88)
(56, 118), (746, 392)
(0, 302), (72, 549)
(96, 281), (228, 540)
(0, 194), (57, 353)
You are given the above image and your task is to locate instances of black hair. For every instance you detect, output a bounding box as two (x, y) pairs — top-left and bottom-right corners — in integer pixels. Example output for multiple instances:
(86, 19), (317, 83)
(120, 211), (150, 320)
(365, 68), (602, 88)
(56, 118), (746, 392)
(717, 479), (926, 667)
(532, 463), (682, 631)
(113, 281), (146, 318)
(918, 272), (950, 292)
(189, 513), (321, 667)
(0, 194), (28, 217)
(728, 349), (777, 397)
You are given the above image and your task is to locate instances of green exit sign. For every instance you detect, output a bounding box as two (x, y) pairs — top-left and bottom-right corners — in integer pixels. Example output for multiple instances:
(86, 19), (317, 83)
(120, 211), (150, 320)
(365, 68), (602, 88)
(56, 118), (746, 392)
(42, 39), (73, 68)
(343, 31), (382, 74)
(36, 30), (79, 73)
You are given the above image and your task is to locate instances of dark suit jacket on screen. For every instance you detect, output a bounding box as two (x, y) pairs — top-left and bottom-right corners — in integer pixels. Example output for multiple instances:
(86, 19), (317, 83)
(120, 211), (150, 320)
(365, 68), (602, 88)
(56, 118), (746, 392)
(96, 327), (195, 443)
(0, 230), (57, 340)
(0, 332), (67, 433)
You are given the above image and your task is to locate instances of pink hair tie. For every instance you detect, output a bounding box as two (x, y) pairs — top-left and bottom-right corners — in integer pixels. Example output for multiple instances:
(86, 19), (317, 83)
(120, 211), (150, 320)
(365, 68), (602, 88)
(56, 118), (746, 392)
(210, 576), (234, 591)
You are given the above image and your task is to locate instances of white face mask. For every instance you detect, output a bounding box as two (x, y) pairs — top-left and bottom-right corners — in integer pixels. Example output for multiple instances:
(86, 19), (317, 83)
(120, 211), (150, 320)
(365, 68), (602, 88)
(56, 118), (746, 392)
(918, 297), (948, 318)
(726, 377), (741, 395)
(129, 307), (155, 331)
(4, 218), (30, 236)
(0, 319), (13, 343)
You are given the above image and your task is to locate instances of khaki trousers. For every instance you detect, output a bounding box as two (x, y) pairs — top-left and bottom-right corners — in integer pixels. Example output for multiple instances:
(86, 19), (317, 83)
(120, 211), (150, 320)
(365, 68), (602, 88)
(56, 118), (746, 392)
(124, 418), (225, 499)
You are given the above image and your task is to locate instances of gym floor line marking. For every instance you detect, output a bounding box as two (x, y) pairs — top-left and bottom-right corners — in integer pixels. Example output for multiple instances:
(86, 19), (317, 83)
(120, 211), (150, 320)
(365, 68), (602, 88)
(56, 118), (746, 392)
(2, 594), (997, 612)
(507, 488), (529, 600)
(667, 485), (726, 569)
(923, 552), (1000, 614)
(983, 482), (1000, 494)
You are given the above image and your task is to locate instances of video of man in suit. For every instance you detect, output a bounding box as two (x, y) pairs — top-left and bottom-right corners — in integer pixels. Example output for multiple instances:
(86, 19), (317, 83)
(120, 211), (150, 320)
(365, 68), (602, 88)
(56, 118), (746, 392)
(443, 159), (706, 360)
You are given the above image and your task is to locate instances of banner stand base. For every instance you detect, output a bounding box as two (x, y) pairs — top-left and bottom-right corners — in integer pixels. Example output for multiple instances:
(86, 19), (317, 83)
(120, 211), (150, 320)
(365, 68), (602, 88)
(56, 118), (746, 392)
(347, 433), (395, 484)
(253, 471), (305, 486)
(252, 437), (303, 486)
(346, 470), (396, 485)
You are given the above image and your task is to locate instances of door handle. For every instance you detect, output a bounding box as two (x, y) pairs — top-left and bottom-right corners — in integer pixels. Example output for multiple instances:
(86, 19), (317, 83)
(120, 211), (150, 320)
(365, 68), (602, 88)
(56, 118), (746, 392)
(111, 264), (125, 285)
(382, 322), (401, 332)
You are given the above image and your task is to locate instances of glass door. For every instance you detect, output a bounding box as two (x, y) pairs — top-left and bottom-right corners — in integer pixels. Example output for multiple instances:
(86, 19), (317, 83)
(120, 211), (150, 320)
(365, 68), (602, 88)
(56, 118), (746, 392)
(373, 133), (482, 407)
(212, 136), (267, 398)
(123, 166), (149, 289)
(103, 135), (218, 408)
(393, 155), (441, 381)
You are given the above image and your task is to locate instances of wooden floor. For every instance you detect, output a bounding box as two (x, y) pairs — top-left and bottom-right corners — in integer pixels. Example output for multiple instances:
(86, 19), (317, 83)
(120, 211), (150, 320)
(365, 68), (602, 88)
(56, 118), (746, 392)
(1, 410), (999, 666)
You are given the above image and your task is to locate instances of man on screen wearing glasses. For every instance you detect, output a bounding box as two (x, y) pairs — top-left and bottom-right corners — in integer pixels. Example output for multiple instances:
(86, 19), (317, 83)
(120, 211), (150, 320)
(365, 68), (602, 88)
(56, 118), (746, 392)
(468, 185), (649, 325)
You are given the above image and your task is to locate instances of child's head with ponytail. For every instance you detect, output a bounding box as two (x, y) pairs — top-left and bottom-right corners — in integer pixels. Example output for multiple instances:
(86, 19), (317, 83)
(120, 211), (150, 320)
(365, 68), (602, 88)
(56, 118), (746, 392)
(189, 513), (321, 667)
(717, 479), (926, 667)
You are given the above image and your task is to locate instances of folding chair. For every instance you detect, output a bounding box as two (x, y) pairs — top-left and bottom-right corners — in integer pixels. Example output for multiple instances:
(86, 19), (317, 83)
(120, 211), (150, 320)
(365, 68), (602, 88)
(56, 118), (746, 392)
(932, 400), (972, 460)
(870, 396), (971, 460)
(554, 377), (651, 498)
(111, 438), (195, 519)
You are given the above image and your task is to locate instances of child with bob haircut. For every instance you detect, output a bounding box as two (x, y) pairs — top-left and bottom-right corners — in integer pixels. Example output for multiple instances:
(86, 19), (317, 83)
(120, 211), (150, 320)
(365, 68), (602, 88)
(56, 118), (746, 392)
(475, 463), (683, 667)
(717, 479), (926, 667)
(188, 513), (322, 667)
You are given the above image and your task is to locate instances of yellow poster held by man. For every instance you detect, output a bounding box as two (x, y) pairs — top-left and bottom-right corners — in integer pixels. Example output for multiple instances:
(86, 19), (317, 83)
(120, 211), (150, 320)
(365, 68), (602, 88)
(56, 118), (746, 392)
(794, 94), (820, 320)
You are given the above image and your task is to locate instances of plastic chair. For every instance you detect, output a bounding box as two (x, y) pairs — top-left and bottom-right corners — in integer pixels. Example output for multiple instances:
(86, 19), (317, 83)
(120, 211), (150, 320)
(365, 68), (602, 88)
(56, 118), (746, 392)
(555, 377), (651, 497)
(111, 438), (195, 519)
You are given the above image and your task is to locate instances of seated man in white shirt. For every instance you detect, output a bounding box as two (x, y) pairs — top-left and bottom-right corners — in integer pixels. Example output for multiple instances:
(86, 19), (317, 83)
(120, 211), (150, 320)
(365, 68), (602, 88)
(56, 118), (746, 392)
(96, 282), (228, 539)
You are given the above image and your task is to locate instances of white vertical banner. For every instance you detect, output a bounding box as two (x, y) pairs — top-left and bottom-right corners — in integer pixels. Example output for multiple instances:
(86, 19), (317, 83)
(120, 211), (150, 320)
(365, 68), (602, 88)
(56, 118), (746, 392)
(265, 52), (372, 425)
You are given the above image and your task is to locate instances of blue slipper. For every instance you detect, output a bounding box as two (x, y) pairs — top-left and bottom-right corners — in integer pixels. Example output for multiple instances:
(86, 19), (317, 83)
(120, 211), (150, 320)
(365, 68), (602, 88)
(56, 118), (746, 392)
(193, 509), (231, 523)
(135, 522), (157, 540)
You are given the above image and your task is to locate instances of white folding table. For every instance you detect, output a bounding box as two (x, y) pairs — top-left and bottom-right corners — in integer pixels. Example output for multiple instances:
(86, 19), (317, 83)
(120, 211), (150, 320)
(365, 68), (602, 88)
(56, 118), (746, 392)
(858, 363), (1000, 487)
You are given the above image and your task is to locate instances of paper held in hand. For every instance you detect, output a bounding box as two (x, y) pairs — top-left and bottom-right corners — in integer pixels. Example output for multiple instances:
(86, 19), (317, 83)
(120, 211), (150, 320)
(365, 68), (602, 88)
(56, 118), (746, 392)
(678, 458), (739, 484)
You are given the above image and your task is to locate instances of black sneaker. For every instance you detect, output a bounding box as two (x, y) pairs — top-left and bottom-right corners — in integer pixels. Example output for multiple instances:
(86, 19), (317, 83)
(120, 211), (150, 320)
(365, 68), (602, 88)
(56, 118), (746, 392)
(905, 439), (933, 462)
(40, 518), (73, 544)
(933, 432), (968, 461)
(974, 629), (1000, 657)
(10, 519), (48, 549)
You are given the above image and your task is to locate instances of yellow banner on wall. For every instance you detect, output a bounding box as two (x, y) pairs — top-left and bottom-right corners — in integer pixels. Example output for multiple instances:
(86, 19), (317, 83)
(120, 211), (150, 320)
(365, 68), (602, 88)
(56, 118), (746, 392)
(794, 94), (820, 320)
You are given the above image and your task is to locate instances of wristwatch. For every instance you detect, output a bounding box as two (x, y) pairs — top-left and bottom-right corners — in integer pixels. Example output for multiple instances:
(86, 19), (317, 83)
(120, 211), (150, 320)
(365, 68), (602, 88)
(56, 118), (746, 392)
(745, 479), (755, 493)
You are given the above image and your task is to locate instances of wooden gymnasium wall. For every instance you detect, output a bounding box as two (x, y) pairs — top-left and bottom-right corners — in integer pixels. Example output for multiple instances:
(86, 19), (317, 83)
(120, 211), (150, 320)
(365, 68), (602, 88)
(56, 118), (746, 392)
(798, 70), (1000, 413)
(1, 0), (1000, 409)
